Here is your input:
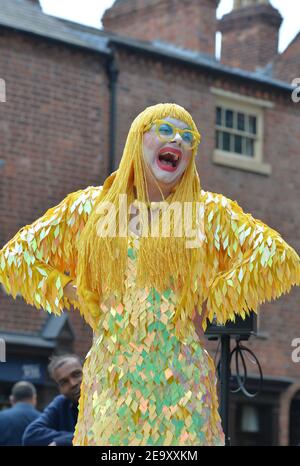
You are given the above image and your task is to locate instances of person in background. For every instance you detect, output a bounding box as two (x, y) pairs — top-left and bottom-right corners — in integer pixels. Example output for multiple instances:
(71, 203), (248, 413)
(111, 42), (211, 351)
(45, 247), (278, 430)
(0, 381), (41, 445)
(22, 354), (82, 446)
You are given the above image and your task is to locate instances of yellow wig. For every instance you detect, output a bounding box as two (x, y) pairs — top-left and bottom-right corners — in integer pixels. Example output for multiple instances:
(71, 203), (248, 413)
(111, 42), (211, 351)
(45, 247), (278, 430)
(76, 103), (205, 333)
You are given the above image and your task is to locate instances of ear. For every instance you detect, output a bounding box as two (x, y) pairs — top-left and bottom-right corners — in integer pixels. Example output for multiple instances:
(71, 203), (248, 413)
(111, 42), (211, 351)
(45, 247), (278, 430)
(9, 395), (14, 406)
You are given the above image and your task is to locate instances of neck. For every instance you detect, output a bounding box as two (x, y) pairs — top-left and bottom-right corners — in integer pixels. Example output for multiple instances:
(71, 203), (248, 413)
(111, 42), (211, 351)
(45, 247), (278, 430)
(147, 182), (173, 202)
(144, 167), (177, 202)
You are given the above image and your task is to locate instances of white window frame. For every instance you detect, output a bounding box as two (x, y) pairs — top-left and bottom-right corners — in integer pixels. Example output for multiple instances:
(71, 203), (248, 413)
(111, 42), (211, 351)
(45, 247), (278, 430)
(211, 88), (274, 175)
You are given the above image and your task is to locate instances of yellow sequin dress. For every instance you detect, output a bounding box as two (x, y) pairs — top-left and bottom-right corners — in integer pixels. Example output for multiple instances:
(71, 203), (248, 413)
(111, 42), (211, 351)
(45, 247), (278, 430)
(1, 185), (299, 446)
(74, 232), (224, 446)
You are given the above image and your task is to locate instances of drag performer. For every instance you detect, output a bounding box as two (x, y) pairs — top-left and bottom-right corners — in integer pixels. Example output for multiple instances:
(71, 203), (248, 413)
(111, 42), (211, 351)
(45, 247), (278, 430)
(1, 103), (299, 446)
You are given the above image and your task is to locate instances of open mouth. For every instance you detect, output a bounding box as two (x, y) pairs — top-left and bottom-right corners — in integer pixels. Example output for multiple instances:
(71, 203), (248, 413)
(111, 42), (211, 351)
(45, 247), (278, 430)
(156, 148), (182, 172)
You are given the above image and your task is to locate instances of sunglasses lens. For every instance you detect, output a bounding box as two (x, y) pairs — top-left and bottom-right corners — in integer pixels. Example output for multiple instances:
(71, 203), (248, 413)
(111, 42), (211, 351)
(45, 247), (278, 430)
(157, 123), (174, 138)
(182, 131), (194, 145)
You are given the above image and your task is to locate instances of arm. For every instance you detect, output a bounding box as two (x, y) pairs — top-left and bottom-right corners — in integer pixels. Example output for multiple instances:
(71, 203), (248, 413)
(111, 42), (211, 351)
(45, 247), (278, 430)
(201, 192), (300, 329)
(22, 400), (74, 446)
(0, 186), (101, 317)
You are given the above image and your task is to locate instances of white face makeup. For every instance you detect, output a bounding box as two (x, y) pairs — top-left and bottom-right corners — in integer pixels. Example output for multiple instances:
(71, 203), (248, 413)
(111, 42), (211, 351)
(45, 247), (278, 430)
(142, 117), (194, 188)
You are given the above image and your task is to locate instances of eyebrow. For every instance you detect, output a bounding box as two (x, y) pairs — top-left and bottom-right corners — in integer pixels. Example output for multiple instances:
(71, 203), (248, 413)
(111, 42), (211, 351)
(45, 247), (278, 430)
(163, 120), (191, 130)
(58, 369), (82, 384)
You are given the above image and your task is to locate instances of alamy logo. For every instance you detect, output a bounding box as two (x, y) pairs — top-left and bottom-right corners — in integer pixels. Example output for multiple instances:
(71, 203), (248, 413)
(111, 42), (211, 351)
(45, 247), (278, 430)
(291, 78), (300, 103)
(291, 338), (300, 363)
(95, 196), (206, 249)
(0, 338), (6, 362)
(0, 79), (6, 102)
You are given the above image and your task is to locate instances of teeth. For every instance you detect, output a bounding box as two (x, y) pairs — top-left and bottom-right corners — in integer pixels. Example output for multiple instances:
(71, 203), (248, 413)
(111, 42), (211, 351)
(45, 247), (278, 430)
(160, 152), (179, 161)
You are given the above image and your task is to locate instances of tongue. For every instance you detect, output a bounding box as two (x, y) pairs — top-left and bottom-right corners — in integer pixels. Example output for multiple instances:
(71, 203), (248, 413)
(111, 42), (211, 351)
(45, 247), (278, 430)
(160, 159), (174, 167)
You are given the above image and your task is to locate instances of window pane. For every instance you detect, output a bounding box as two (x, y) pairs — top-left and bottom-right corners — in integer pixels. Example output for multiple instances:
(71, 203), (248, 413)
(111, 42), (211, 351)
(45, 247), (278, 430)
(222, 132), (231, 151)
(225, 109), (234, 128)
(234, 135), (243, 154)
(237, 113), (245, 131)
(216, 130), (221, 149)
(216, 107), (222, 126)
(245, 138), (254, 156)
(248, 116), (257, 134)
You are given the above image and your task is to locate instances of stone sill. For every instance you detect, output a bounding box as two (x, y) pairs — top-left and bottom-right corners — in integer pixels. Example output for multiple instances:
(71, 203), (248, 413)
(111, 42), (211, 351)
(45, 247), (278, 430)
(213, 150), (272, 176)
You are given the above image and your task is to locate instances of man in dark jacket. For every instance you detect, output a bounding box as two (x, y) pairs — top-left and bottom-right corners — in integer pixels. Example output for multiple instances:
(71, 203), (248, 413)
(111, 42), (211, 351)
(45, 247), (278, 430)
(22, 354), (82, 446)
(0, 381), (41, 445)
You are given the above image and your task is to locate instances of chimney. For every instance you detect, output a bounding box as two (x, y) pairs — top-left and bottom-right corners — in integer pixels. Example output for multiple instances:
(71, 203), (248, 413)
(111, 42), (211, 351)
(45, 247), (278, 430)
(25, 0), (41, 8)
(103, 0), (220, 56)
(218, 0), (282, 71)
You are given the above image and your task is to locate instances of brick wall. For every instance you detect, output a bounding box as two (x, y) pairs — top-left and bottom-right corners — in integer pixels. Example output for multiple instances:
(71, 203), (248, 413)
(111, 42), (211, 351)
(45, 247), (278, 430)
(0, 28), (110, 358)
(273, 33), (300, 83)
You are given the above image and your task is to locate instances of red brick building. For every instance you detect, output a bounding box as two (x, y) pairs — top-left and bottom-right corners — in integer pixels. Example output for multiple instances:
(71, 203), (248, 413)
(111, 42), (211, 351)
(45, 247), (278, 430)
(0, 0), (299, 445)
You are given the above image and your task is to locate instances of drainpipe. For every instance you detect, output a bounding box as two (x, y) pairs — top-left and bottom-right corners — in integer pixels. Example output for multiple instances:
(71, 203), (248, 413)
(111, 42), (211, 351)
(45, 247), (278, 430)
(106, 55), (119, 175)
